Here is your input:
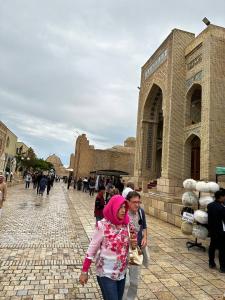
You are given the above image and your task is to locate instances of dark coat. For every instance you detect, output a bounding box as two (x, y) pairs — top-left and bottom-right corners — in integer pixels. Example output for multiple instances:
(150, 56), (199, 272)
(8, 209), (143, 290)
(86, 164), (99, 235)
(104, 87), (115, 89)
(207, 201), (225, 238)
(39, 177), (47, 192)
(94, 192), (105, 218)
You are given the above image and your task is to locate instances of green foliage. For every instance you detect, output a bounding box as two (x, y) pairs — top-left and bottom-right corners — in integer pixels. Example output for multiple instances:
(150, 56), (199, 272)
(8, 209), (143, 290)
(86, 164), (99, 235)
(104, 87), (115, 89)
(16, 154), (54, 172)
(27, 147), (36, 160)
(32, 158), (53, 171)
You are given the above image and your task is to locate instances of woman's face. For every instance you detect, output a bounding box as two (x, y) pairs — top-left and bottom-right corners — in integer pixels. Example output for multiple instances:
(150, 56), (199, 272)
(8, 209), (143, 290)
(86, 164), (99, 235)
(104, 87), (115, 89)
(117, 203), (126, 220)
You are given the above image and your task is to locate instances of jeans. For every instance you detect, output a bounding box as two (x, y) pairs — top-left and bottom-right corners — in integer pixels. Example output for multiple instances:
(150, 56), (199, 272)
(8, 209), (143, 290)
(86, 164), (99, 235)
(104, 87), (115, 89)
(122, 265), (140, 300)
(97, 276), (125, 300)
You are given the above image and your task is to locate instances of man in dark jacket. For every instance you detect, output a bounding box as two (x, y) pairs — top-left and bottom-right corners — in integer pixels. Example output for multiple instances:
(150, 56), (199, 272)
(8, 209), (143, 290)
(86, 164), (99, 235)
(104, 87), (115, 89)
(207, 189), (225, 272)
(94, 186), (105, 222)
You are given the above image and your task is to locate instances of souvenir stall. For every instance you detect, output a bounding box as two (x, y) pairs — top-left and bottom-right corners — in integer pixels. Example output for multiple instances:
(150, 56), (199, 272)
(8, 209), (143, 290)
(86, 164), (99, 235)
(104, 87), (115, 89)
(181, 179), (220, 251)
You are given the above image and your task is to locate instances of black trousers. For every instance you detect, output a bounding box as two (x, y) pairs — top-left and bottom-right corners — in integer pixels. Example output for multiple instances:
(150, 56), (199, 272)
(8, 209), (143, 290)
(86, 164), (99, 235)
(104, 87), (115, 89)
(47, 185), (51, 195)
(208, 234), (225, 269)
(89, 188), (95, 196)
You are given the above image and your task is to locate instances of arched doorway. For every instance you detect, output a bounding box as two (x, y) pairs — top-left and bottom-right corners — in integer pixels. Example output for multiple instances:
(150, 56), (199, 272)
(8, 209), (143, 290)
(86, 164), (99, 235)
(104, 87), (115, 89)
(186, 84), (202, 126)
(142, 84), (163, 179)
(191, 136), (200, 180)
(184, 135), (201, 180)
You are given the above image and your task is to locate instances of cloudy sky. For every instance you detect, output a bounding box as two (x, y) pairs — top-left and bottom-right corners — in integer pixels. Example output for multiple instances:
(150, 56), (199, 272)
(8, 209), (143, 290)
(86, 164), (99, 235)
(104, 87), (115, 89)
(0, 0), (225, 165)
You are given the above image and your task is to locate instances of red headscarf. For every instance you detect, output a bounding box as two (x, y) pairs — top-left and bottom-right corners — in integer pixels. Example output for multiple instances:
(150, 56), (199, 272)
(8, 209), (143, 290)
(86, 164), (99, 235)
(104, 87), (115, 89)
(103, 195), (129, 225)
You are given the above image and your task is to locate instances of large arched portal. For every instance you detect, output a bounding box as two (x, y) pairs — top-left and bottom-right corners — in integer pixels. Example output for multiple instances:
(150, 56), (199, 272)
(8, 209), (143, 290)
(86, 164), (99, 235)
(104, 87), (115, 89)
(142, 84), (163, 180)
(184, 134), (201, 180)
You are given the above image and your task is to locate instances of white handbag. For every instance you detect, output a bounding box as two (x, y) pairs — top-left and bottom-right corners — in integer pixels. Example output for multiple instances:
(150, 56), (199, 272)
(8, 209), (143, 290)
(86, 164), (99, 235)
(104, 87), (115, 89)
(128, 224), (143, 266)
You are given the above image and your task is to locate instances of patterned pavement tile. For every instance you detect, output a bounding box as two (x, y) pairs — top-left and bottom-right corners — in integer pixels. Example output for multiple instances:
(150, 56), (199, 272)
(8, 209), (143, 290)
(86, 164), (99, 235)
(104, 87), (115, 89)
(0, 183), (225, 299)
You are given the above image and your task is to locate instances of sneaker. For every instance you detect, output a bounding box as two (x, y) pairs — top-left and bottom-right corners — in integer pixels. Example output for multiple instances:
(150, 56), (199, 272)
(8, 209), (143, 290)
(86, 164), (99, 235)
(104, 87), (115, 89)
(209, 263), (216, 269)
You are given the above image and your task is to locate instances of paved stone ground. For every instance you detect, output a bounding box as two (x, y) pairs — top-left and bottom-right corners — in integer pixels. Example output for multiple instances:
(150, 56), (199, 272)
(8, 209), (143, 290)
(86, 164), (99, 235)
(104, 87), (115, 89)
(0, 184), (102, 300)
(0, 183), (225, 299)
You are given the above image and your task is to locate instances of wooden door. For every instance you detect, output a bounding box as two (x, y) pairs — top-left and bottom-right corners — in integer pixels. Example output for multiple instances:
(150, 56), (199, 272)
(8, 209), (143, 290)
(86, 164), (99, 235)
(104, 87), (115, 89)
(191, 138), (200, 180)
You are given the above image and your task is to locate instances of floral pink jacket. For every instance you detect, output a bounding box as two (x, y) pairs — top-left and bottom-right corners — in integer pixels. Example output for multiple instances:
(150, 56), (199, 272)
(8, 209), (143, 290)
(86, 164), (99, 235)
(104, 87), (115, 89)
(83, 218), (130, 280)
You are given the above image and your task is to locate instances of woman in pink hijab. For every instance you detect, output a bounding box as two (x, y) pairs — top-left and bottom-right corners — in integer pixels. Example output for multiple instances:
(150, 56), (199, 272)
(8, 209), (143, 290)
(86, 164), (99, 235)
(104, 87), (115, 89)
(79, 195), (137, 300)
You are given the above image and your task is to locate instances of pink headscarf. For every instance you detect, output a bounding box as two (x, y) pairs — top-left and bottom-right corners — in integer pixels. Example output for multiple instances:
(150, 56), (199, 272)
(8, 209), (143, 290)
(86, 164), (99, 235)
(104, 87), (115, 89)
(103, 195), (129, 225)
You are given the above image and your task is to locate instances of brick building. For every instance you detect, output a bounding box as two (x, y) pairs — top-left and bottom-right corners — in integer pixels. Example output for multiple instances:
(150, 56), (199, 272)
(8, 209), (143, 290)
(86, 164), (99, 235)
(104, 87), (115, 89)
(73, 134), (135, 179)
(135, 24), (225, 192)
(134, 24), (225, 226)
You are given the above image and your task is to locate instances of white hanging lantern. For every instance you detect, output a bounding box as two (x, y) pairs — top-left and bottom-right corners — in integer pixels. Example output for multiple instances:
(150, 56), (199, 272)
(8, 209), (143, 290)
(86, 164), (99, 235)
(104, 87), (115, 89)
(183, 179), (197, 190)
(196, 181), (210, 192)
(181, 221), (193, 235)
(192, 224), (208, 240)
(182, 192), (198, 206)
(199, 196), (214, 208)
(207, 182), (220, 193)
(194, 210), (208, 224)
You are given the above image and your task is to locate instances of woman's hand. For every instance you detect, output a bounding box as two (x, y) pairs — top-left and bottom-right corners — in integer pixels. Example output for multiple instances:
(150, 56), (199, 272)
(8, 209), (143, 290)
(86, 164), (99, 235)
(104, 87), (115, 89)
(141, 236), (147, 248)
(130, 232), (137, 249)
(79, 272), (88, 286)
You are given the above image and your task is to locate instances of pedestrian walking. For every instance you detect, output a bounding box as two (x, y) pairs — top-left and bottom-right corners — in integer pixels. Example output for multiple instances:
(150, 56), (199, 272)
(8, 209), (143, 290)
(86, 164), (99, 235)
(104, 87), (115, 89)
(25, 174), (32, 189)
(39, 176), (48, 196)
(94, 186), (105, 222)
(79, 195), (137, 300)
(207, 189), (225, 272)
(123, 191), (149, 300)
(77, 177), (82, 191)
(5, 171), (9, 182)
(0, 174), (7, 219)
(122, 182), (135, 199)
(89, 177), (95, 196)
(10, 172), (13, 182)
(73, 177), (77, 189)
(115, 178), (124, 195)
(105, 180), (114, 202)
(46, 175), (52, 195)
(32, 173), (37, 189)
(36, 172), (43, 194)
(67, 176), (72, 190)
(83, 177), (88, 192)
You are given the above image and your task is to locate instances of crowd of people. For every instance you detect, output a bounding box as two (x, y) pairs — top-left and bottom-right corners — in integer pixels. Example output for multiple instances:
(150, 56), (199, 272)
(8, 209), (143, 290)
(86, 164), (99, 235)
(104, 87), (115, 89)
(66, 175), (126, 199)
(23, 171), (55, 196)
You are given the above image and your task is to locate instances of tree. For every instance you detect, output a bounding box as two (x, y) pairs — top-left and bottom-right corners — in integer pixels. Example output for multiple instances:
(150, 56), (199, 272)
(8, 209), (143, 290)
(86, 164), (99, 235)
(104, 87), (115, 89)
(27, 147), (36, 160)
(16, 155), (54, 172)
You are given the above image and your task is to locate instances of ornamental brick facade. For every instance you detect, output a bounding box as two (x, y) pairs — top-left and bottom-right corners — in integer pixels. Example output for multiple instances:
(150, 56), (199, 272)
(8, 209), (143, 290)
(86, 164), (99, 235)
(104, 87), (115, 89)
(134, 24), (225, 192)
(134, 24), (225, 226)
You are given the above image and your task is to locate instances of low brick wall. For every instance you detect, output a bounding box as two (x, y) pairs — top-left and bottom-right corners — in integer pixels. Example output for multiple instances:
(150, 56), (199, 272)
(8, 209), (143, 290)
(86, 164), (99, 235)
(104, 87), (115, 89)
(141, 192), (183, 227)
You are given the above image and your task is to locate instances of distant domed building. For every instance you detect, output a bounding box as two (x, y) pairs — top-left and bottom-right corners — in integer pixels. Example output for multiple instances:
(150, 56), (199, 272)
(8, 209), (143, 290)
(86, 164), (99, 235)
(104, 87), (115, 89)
(46, 154), (67, 176)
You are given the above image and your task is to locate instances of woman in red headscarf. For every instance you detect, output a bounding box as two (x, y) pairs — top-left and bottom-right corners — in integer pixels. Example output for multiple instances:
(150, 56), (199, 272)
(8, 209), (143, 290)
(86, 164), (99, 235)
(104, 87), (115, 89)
(79, 195), (137, 300)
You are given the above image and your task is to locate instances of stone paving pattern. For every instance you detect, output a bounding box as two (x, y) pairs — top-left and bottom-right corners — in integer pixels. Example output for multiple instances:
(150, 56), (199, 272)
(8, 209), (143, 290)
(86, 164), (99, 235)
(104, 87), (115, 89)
(0, 183), (225, 299)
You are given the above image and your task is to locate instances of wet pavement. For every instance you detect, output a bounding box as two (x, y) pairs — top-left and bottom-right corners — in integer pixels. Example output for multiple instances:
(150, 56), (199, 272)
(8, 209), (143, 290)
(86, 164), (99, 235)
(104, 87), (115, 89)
(0, 183), (225, 299)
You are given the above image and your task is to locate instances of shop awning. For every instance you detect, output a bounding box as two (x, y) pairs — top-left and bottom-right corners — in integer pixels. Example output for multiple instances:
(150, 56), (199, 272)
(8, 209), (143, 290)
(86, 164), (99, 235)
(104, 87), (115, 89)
(90, 169), (129, 176)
